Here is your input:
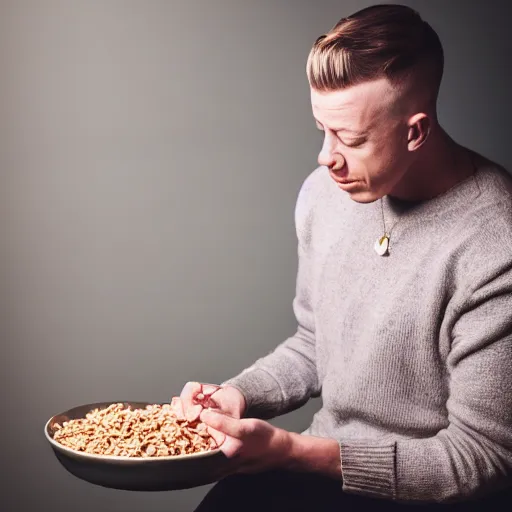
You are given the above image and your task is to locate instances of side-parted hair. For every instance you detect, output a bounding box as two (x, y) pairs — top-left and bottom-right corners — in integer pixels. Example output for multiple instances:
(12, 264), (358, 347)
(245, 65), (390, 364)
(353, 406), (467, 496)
(307, 4), (444, 95)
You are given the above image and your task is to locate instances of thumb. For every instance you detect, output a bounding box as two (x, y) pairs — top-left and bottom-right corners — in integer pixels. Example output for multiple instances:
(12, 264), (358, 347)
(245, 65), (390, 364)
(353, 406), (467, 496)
(200, 409), (245, 439)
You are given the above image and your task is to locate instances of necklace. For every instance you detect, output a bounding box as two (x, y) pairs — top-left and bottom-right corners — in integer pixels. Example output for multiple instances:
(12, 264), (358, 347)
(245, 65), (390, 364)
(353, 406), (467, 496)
(374, 198), (399, 256)
(374, 149), (478, 257)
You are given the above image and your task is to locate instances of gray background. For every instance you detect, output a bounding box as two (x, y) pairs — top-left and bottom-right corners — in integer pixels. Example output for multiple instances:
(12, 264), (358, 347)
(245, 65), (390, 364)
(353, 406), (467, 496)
(0, 0), (510, 511)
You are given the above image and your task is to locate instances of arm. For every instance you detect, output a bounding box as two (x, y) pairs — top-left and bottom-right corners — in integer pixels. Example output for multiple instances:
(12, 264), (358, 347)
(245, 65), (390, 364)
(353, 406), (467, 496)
(209, 264), (512, 504)
(390, 268), (512, 503)
(270, 266), (512, 504)
(200, 408), (344, 478)
(285, 432), (342, 479)
(335, 266), (512, 503)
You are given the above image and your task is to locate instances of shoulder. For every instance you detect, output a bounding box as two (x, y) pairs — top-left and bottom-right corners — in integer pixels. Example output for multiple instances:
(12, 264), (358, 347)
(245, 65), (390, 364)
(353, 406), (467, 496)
(452, 151), (512, 237)
(468, 149), (512, 201)
(455, 155), (512, 290)
(469, 154), (512, 241)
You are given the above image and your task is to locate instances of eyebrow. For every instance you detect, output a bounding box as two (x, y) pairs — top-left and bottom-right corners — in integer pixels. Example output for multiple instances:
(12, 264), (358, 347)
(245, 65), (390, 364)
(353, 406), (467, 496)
(314, 120), (366, 136)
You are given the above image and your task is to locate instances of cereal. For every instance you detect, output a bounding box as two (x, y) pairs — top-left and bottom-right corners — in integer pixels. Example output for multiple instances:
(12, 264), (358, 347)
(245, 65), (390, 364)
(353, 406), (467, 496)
(52, 401), (217, 457)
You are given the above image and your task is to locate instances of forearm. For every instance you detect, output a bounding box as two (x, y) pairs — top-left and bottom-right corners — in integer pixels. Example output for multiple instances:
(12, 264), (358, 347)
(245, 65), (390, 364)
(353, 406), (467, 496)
(392, 428), (512, 503)
(279, 427), (512, 504)
(223, 330), (319, 420)
(282, 432), (342, 480)
(335, 426), (512, 504)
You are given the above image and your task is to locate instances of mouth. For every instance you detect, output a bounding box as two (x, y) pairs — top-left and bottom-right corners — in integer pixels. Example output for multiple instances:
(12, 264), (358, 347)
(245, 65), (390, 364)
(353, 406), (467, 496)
(329, 171), (359, 190)
(336, 180), (360, 191)
(329, 167), (348, 181)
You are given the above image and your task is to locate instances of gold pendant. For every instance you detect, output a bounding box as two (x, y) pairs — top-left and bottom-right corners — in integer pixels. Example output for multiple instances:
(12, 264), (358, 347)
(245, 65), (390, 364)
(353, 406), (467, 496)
(374, 234), (389, 256)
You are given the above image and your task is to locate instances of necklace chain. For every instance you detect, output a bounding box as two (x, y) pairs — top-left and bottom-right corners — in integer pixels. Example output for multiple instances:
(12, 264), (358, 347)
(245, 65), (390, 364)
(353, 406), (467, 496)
(380, 198), (401, 238)
(374, 149), (477, 256)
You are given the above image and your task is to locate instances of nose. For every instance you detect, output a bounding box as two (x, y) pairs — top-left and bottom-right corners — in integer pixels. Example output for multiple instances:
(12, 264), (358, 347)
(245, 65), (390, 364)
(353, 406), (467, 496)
(318, 131), (345, 171)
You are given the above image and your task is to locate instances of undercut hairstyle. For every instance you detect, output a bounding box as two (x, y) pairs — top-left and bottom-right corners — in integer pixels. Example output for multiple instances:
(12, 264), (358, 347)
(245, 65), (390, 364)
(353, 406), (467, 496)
(306, 4), (444, 96)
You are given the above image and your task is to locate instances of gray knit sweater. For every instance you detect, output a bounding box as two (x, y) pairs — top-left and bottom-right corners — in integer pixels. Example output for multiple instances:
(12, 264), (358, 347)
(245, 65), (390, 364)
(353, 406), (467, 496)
(224, 157), (512, 504)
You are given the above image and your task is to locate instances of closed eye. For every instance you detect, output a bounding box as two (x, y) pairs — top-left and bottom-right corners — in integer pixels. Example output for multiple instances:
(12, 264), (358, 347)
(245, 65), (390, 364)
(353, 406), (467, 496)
(314, 120), (366, 147)
(340, 136), (366, 148)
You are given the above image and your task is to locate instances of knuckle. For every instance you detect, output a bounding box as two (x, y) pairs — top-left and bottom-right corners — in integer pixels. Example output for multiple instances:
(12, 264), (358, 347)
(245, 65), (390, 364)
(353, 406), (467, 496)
(182, 381), (201, 396)
(240, 419), (257, 436)
(203, 384), (220, 394)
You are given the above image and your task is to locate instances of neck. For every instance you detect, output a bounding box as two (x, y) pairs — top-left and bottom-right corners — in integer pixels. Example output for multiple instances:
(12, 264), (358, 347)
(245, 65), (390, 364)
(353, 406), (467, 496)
(389, 125), (475, 202)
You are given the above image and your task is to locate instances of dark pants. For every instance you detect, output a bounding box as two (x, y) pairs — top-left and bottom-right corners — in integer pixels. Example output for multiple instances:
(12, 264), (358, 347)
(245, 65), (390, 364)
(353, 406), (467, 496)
(194, 470), (510, 512)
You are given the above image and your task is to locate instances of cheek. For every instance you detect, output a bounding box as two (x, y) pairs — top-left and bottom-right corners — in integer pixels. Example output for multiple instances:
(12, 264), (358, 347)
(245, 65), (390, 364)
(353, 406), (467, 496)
(346, 148), (392, 180)
(364, 141), (405, 176)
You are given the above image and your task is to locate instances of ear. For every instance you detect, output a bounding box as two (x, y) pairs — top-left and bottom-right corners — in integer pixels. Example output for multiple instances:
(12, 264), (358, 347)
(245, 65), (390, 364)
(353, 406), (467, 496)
(407, 113), (430, 151)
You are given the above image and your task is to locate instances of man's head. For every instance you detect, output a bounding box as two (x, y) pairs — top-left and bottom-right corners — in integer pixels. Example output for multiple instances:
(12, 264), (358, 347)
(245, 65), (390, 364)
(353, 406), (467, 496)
(306, 4), (445, 202)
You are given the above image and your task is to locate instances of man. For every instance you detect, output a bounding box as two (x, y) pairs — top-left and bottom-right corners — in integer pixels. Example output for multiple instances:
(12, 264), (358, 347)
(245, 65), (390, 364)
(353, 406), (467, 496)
(178, 4), (512, 510)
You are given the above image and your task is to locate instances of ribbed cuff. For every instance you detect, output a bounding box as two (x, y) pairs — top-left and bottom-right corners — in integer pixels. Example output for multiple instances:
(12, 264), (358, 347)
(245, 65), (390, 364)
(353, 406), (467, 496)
(222, 368), (284, 419)
(340, 442), (397, 500)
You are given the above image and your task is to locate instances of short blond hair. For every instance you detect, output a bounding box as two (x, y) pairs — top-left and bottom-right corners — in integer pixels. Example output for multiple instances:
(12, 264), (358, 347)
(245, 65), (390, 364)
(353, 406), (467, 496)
(306, 4), (444, 94)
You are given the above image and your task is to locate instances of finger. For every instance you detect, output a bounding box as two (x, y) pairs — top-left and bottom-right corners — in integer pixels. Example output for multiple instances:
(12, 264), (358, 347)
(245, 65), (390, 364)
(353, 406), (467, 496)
(200, 409), (245, 439)
(206, 425), (226, 448)
(180, 381), (202, 404)
(186, 404), (203, 422)
(202, 394), (220, 410)
(180, 382), (203, 418)
(170, 397), (185, 419)
(202, 384), (221, 395)
(195, 384), (221, 407)
(215, 434), (243, 460)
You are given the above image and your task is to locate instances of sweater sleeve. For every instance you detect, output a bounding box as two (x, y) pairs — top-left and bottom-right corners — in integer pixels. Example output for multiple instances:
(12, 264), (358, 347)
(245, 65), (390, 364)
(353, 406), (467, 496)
(222, 171), (322, 419)
(340, 264), (512, 504)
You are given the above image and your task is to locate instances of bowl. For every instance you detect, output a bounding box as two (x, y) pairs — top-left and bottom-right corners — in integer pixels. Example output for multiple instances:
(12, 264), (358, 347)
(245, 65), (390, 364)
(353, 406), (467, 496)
(44, 401), (229, 491)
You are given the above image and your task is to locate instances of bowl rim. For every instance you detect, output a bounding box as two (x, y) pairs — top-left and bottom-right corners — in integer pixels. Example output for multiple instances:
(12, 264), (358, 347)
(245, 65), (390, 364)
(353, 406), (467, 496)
(44, 401), (222, 463)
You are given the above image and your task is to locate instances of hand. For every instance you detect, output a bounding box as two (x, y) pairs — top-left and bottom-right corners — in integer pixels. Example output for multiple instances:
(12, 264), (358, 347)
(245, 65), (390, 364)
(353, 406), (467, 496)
(199, 408), (292, 475)
(179, 381), (247, 446)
